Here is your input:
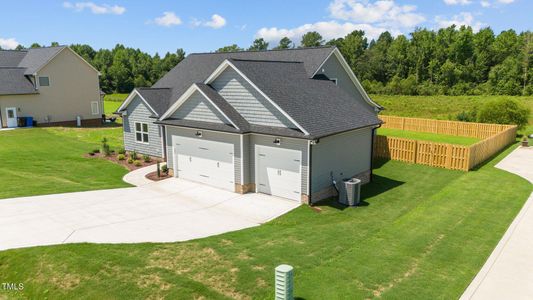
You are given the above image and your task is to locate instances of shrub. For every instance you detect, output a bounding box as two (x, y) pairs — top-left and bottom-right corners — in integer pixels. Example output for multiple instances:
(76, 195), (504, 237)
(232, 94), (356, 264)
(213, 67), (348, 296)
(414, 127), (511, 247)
(101, 138), (111, 157)
(477, 98), (530, 129)
(118, 148), (126, 155)
(456, 108), (478, 123)
(133, 160), (142, 167)
(127, 158), (134, 164)
(161, 164), (169, 175)
(143, 154), (151, 163)
(92, 149), (100, 154)
(117, 154), (126, 160)
(131, 150), (138, 160)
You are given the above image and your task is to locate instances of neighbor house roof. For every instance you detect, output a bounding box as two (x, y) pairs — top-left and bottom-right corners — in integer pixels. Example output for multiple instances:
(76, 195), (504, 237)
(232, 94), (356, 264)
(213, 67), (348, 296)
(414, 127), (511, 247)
(0, 67), (39, 95)
(0, 46), (67, 95)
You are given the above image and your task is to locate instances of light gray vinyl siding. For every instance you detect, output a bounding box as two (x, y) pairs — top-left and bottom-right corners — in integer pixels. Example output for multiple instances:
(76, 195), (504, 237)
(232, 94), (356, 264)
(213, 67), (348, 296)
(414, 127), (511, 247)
(123, 95), (162, 157)
(249, 134), (309, 194)
(166, 126), (242, 184)
(311, 128), (372, 193)
(211, 67), (296, 128)
(171, 90), (228, 124)
(317, 56), (374, 112)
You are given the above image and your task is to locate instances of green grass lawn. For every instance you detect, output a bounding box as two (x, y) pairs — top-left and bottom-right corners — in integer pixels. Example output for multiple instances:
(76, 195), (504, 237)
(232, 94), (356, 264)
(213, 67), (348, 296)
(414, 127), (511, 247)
(0, 127), (129, 199)
(103, 94), (128, 124)
(0, 140), (530, 299)
(377, 128), (481, 146)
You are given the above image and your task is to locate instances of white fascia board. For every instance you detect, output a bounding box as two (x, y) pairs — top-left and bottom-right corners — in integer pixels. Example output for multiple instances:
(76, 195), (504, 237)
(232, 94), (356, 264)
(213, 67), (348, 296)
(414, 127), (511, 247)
(205, 59), (310, 136)
(313, 48), (382, 110)
(117, 89), (158, 116)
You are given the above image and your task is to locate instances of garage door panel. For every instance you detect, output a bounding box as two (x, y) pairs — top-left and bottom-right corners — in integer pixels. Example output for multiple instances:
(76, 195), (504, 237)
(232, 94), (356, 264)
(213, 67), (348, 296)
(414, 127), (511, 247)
(173, 136), (235, 191)
(256, 145), (301, 201)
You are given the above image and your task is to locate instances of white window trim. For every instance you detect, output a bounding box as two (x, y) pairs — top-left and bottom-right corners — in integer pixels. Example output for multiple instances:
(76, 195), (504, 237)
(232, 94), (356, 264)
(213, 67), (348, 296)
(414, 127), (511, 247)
(134, 122), (150, 144)
(330, 78), (338, 85)
(91, 101), (100, 115)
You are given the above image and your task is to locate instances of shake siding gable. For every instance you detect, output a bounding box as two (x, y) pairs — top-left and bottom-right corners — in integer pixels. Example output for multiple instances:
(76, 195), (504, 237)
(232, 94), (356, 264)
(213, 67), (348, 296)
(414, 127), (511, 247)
(171, 90), (227, 124)
(123, 95), (162, 157)
(210, 67), (296, 128)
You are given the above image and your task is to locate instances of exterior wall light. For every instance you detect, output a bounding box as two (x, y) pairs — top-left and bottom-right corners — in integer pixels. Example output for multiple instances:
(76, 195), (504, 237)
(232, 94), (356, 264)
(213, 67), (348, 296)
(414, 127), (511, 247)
(273, 138), (281, 145)
(195, 131), (203, 137)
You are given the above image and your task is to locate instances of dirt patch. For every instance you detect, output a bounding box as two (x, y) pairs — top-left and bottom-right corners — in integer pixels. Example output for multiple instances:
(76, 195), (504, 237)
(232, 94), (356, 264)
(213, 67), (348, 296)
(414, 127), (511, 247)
(256, 278), (267, 288)
(148, 245), (250, 300)
(252, 265), (265, 271)
(35, 261), (85, 291)
(220, 239), (233, 246)
(237, 251), (252, 260)
(137, 274), (172, 291)
(85, 152), (160, 171)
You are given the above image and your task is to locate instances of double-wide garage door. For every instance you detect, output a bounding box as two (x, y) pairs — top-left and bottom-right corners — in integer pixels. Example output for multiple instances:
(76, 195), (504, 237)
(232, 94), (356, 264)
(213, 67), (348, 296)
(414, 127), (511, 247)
(256, 145), (301, 201)
(173, 136), (235, 191)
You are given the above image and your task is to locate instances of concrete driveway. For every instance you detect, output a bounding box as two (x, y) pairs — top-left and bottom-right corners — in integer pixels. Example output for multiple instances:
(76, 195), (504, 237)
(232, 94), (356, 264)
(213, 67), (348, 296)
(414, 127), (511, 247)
(0, 169), (300, 251)
(461, 146), (533, 300)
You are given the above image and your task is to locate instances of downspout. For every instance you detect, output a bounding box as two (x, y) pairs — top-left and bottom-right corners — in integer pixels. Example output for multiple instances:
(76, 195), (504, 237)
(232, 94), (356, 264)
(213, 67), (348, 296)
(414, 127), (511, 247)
(308, 139), (313, 206)
(370, 124), (382, 182)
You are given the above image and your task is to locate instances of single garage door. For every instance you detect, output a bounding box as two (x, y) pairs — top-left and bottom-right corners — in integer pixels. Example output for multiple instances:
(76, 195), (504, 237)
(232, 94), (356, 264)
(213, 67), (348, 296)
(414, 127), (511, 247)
(256, 145), (301, 201)
(173, 136), (235, 191)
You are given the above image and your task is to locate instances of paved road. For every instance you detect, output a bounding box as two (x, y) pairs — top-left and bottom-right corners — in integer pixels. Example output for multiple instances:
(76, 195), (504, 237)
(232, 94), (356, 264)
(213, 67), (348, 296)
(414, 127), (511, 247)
(461, 146), (533, 300)
(0, 174), (300, 251)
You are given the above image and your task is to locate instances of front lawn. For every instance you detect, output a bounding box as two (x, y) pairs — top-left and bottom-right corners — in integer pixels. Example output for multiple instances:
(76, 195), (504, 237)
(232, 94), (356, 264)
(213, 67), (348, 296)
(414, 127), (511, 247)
(0, 127), (129, 199)
(0, 141), (530, 299)
(377, 127), (481, 146)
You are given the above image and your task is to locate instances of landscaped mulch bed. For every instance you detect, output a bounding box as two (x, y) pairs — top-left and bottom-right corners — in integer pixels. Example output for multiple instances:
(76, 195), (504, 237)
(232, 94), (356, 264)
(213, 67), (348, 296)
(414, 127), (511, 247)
(85, 152), (160, 171)
(145, 169), (174, 181)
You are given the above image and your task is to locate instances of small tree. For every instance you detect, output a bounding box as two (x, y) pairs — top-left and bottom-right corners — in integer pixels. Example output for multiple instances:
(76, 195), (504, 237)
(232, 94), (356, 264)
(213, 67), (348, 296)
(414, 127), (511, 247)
(274, 37), (293, 49)
(300, 31), (324, 48)
(248, 38), (269, 51)
(101, 137), (111, 156)
(477, 98), (530, 129)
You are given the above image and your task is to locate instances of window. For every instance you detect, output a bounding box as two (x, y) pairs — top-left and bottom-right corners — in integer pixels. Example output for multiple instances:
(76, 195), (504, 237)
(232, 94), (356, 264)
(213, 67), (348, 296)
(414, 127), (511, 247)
(91, 101), (100, 115)
(330, 78), (338, 85)
(135, 122), (149, 143)
(38, 77), (49, 86)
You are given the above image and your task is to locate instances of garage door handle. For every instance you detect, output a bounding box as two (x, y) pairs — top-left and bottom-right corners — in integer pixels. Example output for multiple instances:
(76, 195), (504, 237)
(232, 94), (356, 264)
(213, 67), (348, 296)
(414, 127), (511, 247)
(217, 162), (220, 168)
(199, 147), (209, 150)
(189, 157), (192, 162)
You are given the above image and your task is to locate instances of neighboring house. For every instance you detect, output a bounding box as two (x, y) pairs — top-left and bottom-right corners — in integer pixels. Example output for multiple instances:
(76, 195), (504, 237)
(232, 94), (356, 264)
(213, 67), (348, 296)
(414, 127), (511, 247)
(0, 46), (102, 128)
(117, 46), (382, 203)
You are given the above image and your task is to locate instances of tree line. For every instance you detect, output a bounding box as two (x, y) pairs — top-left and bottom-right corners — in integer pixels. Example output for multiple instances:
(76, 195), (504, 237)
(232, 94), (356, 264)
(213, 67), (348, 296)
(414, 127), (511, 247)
(9, 25), (532, 96)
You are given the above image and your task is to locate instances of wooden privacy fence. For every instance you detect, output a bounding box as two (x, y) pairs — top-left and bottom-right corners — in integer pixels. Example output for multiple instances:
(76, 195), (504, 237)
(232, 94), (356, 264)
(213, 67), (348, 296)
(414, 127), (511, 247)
(374, 116), (518, 171)
(380, 115), (516, 139)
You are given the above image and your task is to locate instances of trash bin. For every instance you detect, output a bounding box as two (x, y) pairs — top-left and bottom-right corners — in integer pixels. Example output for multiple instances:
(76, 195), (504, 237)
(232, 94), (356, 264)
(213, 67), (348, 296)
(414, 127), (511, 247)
(338, 178), (361, 206)
(17, 117), (26, 127)
(25, 117), (33, 127)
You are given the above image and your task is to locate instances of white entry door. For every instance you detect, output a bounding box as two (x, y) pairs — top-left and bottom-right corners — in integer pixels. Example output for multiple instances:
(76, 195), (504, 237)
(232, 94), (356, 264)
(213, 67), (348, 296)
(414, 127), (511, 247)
(6, 108), (17, 128)
(173, 135), (235, 191)
(256, 145), (302, 201)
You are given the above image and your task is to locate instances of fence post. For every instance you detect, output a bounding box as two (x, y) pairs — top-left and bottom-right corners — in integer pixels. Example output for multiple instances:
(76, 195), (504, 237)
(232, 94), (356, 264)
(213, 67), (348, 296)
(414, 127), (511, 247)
(445, 144), (452, 169)
(402, 117), (405, 130)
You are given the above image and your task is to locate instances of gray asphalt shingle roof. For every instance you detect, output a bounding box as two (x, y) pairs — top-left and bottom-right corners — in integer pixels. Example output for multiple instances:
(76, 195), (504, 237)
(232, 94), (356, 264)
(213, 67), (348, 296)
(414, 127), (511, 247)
(0, 68), (38, 95)
(229, 59), (381, 138)
(135, 87), (172, 116)
(130, 46), (381, 139)
(0, 46), (66, 95)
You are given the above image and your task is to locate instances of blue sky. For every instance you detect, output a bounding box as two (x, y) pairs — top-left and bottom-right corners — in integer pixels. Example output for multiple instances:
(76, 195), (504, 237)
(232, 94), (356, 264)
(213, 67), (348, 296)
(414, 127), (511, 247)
(0, 0), (531, 55)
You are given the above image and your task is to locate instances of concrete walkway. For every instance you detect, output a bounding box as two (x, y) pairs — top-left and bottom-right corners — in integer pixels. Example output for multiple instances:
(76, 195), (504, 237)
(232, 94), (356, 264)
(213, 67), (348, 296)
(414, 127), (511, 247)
(461, 146), (533, 300)
(0, 165), (300, 251)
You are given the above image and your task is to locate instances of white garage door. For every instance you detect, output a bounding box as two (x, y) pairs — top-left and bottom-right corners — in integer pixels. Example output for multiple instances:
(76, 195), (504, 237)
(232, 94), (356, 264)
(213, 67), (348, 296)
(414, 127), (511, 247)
(173, 136), (235, 191)
(256, 145), (301, 201)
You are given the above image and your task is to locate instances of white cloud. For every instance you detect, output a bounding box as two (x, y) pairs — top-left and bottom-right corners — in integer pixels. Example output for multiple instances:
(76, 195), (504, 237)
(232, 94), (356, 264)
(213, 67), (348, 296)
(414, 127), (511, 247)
(191, 14), (227, 29)
(153, 12), (182, 27)
(443, 0), (472, 5)
(479, 0), (514, 7)
(497, 0), (514, 3)
(0, 37), (19, 50)
(328, 0), (425, 28)
(256, 21), (401, 44)
(480, 1), (491, 7)
(63, 2), (125, 15)
(435, 12), (486, 31)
